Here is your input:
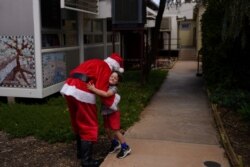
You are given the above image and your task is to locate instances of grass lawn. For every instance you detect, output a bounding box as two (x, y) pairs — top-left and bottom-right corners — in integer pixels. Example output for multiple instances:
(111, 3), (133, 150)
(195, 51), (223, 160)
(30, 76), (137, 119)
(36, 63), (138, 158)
(0, 70), (167, 143)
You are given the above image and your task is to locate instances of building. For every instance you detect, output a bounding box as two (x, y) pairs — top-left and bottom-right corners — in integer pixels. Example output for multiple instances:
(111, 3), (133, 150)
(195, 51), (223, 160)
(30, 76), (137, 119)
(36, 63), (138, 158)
(0, 0), (157, 100)
(193, 3), (206, 56)
(158, 2), (196, 57)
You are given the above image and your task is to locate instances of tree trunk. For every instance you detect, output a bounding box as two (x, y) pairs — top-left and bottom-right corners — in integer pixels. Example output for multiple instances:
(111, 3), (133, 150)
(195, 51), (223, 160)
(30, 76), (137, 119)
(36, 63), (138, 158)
(141, 0), (167, 84)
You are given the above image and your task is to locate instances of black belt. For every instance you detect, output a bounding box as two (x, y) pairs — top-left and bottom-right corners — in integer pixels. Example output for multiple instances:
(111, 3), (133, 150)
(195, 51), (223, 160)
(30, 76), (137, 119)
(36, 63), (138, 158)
(71, 73), (90, 82)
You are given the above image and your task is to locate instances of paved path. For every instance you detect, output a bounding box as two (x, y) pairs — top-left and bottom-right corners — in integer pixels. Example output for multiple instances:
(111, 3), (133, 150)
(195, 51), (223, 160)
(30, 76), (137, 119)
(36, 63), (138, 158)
(100, 58), (230, 167)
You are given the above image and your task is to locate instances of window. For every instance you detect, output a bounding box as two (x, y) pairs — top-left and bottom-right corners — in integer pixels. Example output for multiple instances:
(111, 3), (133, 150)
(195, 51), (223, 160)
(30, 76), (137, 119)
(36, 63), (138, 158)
(180, 23), (191, 30)
(107, 33), (119, 43)
(41, 0), (78, 48)
(83, 19), (92, 33)
(93, 20), (103, 32)
(83, 19), (104, 44)
(41, 0), (61, 29)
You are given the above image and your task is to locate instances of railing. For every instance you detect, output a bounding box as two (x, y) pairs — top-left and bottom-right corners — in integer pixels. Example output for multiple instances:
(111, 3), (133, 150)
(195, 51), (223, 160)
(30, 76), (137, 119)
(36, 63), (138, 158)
(162, 38), (181, 50)
(196, 51), (202, 76)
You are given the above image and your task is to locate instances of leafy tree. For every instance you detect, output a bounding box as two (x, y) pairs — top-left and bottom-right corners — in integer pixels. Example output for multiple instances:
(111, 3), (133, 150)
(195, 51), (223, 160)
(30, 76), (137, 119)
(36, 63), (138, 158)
(201, 0), (250, 90)
(142, 0), (167, 84)
(142, 0), (195, 84)
(201, 0), (250, 112)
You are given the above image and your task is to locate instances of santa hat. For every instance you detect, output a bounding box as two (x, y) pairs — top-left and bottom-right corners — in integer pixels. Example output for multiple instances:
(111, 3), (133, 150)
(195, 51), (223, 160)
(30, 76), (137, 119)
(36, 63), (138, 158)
(105, 53), (124, 73)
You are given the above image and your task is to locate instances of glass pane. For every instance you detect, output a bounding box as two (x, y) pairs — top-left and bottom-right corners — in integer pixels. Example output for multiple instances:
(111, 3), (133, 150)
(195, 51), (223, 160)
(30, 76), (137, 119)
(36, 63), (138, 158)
(113, 34), (120, 42)
(92, 20), (103, 32)
(42, 49), (79, 88)
(107, 18), (112, 32)
(84, 35), (93, 44)
(42, 52), (66, 87)
(62, 20), (77, 31)
(61, 9), (78, 47)
(63, 32), (78, 46)
(41, 6), (78, 48)
(181, 23), (190, 30)
(61, 9), (77, 31)
(83, 19), (92, 32)
(42, 34), (61, 48)
(94, 34), (103, 43)
(41, 0), (61, 29)
(107, 34), (112, 43)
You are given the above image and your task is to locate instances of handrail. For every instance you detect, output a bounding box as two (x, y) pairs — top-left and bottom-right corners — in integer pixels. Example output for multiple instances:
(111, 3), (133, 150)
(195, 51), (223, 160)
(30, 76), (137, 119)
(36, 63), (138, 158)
(41, 46), (79, 53)
(196, 51), (202, 77)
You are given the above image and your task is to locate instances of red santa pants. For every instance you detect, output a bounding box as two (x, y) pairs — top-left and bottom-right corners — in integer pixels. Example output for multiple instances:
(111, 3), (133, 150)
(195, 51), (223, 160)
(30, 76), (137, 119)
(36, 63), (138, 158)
(64, 95), (98, 142)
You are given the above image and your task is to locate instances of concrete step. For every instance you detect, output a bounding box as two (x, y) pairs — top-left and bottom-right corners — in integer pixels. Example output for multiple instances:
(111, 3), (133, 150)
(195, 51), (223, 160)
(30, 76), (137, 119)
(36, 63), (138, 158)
(178, 48), (197, 61)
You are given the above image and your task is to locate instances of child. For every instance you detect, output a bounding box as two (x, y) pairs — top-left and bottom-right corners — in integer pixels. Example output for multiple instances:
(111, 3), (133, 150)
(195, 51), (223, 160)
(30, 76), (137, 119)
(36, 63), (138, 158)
(87, 71), (131, 159)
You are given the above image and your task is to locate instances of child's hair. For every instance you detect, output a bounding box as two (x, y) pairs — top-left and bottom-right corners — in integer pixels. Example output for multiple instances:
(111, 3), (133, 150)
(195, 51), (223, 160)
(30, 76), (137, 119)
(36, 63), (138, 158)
(112, 71), (123, 82)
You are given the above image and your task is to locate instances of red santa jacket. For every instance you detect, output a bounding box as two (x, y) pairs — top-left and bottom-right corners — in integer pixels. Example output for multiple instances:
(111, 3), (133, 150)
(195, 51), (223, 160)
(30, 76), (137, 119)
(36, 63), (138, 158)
(60, 59), (120, 109)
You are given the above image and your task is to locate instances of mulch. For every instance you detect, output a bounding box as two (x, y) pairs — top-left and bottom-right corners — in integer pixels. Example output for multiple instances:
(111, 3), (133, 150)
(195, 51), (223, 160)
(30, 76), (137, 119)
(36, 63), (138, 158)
(218, 108), (250, 167)
(0, 133), (110, 167)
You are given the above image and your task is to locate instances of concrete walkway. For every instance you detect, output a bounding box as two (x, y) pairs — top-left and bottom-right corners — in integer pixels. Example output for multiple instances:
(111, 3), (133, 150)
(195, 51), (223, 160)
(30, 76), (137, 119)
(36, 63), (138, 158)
(100, 59), (230, 167)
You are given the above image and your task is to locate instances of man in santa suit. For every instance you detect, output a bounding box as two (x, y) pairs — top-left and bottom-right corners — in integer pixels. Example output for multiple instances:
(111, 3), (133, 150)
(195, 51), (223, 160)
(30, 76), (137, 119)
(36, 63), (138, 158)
(60, 53), (124, 167)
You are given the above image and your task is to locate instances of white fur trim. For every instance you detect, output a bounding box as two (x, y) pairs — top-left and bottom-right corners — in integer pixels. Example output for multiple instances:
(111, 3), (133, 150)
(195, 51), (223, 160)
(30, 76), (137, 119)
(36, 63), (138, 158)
(104, 57), (120, 71)
(60, 84), (96, 104)
(109, 93), (121, 111)
(119, 68), (124, 73)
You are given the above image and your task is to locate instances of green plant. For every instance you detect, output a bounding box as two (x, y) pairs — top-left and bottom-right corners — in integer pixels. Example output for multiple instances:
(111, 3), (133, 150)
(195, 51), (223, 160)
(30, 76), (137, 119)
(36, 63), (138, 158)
(0, 101), (73, 143)
(209, 88), (246, 109)
(238, 103), (250, 121)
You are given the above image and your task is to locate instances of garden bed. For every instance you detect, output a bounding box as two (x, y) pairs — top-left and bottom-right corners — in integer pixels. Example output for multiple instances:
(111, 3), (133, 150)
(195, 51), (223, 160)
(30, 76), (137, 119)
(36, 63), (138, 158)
(213, 105), (250, 167)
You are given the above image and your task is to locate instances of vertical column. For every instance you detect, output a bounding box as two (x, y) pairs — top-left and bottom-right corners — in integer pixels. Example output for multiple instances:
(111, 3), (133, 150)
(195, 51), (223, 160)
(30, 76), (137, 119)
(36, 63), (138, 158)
(78, 12), (84, 62)
(103, 19), (107, 58)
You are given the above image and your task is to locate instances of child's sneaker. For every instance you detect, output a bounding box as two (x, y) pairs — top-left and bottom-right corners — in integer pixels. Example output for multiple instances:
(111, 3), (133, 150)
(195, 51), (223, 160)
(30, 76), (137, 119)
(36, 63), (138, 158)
(109, 143), (121, 154)
(116, 146), (131, 159)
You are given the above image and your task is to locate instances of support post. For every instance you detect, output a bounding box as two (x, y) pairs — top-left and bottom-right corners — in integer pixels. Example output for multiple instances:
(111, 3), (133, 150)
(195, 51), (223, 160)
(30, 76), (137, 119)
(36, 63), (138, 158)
(7, 97), (15, 104)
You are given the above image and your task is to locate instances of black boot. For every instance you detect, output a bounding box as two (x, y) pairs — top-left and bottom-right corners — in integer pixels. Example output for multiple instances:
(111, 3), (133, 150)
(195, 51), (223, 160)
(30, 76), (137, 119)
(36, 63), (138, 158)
(76, 135), (81, 159)
(80, 140), (102, 167)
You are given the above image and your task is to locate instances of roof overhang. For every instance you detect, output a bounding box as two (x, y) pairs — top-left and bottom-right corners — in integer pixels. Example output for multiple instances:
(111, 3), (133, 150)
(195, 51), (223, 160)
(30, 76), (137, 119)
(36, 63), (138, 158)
(146, 7), (157, 19)
(60, 0), (99, 15)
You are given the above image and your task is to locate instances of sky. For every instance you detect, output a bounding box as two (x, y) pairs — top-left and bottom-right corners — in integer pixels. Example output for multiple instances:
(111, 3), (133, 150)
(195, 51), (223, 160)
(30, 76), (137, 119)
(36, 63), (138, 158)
(152, 0), (187, 5)
(152, 0), (160, 5)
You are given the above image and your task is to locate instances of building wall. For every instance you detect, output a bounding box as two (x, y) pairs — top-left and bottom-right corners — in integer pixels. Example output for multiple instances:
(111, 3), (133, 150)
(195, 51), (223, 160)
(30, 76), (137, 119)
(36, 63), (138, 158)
(170, 17), (178, 50)
(179, 20), (195, 47)
(162, 16), (179, 50)
(163, 3), (196, 50)
(196, 5), (206, 55)
(97, 0), (112, 18)
(0, 0), (34, 35)
(0, 0), (37, 92)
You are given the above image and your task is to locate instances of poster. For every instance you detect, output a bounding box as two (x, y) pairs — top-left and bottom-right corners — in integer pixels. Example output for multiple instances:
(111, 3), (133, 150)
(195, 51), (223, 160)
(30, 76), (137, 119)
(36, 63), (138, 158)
(42, 52), (66, 88)
(0, 36), (36, 88)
